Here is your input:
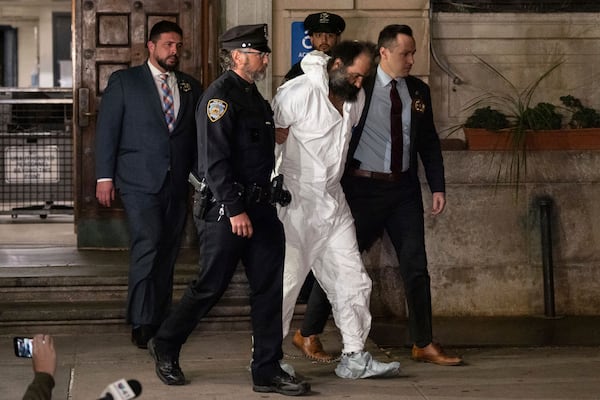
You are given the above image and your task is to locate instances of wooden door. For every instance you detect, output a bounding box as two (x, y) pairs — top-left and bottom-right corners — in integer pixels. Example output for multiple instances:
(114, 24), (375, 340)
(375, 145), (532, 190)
(73, 0), (219, 248)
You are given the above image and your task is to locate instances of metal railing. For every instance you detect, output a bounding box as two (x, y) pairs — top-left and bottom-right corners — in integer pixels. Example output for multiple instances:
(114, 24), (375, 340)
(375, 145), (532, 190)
(0, 88), (73, 218)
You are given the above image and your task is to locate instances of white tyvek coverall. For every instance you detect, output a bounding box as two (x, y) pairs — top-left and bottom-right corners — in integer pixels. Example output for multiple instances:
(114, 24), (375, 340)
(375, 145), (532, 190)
(272, 51), (373, 354)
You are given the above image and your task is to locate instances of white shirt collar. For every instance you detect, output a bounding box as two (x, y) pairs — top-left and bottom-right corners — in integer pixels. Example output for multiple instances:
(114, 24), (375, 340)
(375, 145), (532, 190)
(147, 60), (174, 82)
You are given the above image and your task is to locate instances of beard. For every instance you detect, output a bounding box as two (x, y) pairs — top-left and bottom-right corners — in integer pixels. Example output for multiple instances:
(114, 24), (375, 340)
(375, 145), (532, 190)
(317, 44), (331, 53)
(157, 55), (179, 72)
(329, 68), (360, 102)
(241, 59), (267, 82)
(249, 67), (267, 82)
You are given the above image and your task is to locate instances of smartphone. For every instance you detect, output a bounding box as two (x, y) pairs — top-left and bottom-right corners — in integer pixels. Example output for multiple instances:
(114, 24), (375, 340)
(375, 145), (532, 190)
(13, 337), (33, 358)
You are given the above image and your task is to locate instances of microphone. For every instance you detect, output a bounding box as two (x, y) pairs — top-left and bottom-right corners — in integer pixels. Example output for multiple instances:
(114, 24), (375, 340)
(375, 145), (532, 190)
(98, 379), (142, 400)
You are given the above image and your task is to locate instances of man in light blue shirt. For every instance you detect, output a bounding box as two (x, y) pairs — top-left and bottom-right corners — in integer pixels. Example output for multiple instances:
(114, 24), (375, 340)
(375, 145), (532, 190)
(354, 66), (412, 173)
(344, 24), (462, 366)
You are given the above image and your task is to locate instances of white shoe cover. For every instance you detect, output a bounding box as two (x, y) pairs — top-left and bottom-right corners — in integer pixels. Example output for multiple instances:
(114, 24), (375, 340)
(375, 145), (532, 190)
(335, 351), (400, 379)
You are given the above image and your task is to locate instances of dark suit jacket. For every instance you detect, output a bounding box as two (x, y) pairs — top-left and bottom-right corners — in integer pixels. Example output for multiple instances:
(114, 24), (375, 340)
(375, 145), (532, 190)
(347, 72), (445, 193)
(95, 63), (202, 197)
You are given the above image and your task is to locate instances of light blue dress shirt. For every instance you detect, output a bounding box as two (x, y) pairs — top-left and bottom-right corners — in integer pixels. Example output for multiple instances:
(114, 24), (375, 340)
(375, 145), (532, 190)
(354, 65), (411, 173)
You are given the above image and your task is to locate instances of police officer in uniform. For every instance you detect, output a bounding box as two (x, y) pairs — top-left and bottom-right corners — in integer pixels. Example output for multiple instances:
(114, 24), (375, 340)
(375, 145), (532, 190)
(283, 12), (345, 82)
(148, 24), (310, 396)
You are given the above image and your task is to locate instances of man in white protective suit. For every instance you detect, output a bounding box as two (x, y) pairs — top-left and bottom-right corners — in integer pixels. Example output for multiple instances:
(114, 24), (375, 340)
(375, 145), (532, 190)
(271, 41), (401, 379)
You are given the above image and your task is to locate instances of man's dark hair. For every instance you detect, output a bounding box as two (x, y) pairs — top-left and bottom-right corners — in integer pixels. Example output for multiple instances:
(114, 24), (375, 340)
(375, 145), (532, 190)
(377, 24), (413, 50)
(326, 40), (376, 71)
(148, 20), (183, 42)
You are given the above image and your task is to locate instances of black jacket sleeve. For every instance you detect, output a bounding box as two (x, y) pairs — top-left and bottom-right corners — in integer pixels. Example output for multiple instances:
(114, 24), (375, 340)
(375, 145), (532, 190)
(22, 372), (55, 400)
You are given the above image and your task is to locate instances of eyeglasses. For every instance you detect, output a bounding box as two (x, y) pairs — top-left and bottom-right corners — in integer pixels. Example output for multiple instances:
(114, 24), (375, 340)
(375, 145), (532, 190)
(239, 50), (270, 58)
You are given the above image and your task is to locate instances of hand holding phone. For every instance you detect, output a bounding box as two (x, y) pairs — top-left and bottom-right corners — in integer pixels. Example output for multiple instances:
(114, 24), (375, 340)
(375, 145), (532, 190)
(31, 334), (56, 377)
(13, 335), (56, 377)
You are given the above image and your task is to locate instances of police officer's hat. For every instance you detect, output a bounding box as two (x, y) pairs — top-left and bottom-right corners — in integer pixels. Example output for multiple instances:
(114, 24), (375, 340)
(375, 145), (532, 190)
(303, 12), (345, 35)
(219, 24), (271, 53)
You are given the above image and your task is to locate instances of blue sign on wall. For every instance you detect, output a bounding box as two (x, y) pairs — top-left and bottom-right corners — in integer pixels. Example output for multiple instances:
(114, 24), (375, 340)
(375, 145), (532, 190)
(291, 21), (313, 66)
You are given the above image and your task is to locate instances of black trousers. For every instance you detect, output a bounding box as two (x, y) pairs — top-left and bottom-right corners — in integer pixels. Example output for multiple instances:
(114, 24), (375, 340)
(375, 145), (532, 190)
(153, 202), (285, 384)
(299, 277), (331, 336)
(120, 177), (188, 327)
(342, 174), (433, 348)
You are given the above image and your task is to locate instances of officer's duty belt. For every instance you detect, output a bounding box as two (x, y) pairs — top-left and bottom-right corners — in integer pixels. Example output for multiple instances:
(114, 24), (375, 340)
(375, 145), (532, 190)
(244, 183), (272, 204)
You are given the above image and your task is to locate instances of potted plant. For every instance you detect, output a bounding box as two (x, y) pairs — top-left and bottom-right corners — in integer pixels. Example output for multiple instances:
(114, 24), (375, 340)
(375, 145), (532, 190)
(464, 98), (600, 150)
(460, 56), (600, 185)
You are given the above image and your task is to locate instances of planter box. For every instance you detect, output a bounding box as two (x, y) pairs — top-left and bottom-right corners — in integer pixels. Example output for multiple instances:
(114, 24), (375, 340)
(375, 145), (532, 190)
(464, 128), (600, 150)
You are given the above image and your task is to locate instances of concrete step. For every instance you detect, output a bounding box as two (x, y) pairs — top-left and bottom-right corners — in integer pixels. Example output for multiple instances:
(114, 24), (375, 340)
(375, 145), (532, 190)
(0, 297), (252, 322)
(0, 248), (264, 334)
(0, 271), (250, 302)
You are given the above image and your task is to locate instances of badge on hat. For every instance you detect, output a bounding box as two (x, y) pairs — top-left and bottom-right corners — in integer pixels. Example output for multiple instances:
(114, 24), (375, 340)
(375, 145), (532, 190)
(303, 12), (345, 35)
(319, 12), (331, 24)
(207, 99), (228, 122)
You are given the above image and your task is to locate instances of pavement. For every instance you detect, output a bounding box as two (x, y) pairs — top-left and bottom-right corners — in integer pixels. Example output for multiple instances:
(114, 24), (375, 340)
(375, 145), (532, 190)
(2, 216), (600, 399)
(2, 327), (600, 400)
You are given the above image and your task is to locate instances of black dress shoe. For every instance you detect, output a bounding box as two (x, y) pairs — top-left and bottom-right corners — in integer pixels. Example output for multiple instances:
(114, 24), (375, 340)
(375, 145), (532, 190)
(148, 338), (186, 385)
(131, 325), (156, 349)
(253, 373), (310, 396)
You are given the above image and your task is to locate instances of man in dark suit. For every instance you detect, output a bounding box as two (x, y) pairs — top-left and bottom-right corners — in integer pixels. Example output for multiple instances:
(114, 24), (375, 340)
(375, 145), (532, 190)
(95, 20), (202, 349)
(342, 24), (462, 365)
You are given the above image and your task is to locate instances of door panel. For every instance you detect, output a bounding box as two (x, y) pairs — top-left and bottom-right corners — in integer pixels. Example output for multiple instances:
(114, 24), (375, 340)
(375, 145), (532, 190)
(74, 0), (218, 248)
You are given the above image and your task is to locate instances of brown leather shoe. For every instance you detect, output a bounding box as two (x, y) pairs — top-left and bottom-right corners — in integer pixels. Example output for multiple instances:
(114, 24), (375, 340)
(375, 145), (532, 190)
(411, 342), (463, 366)
(292, 329), (334, 363)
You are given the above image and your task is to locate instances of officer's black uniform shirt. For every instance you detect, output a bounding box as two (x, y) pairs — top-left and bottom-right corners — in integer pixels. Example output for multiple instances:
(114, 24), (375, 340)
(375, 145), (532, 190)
(196, 70), (276, 218)
(283, 61), (303, 82)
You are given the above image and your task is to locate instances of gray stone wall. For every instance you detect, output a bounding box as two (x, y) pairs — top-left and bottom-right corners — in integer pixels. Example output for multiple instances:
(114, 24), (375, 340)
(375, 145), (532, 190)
(368, 150), (600, 318)
(429, 12), (600, 136)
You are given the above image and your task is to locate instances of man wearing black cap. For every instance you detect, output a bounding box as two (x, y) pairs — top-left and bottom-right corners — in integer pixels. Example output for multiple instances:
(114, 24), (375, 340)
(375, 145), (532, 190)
(148, 24), (310, 396)
(283, 12), (345, 82)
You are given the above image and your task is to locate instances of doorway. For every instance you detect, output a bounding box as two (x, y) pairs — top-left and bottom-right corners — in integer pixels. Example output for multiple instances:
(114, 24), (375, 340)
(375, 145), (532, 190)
(0, 0), (219, 248)
(74, 0), (219, 249)
(1, 2), (74, 245)
(0, 25), (17, 87)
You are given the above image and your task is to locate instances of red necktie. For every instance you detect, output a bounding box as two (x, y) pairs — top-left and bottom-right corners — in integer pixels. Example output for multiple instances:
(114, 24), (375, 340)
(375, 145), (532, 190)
(390, 79), (403, 174)
(159, 74), (175, 133)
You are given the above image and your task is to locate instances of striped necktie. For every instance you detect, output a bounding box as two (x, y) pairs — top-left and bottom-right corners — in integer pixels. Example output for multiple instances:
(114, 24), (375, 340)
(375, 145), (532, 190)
(159, 73), (175, 133)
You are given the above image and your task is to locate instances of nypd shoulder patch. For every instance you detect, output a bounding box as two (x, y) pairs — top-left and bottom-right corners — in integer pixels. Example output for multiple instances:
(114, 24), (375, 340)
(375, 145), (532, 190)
(207, 99), (228, 122)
